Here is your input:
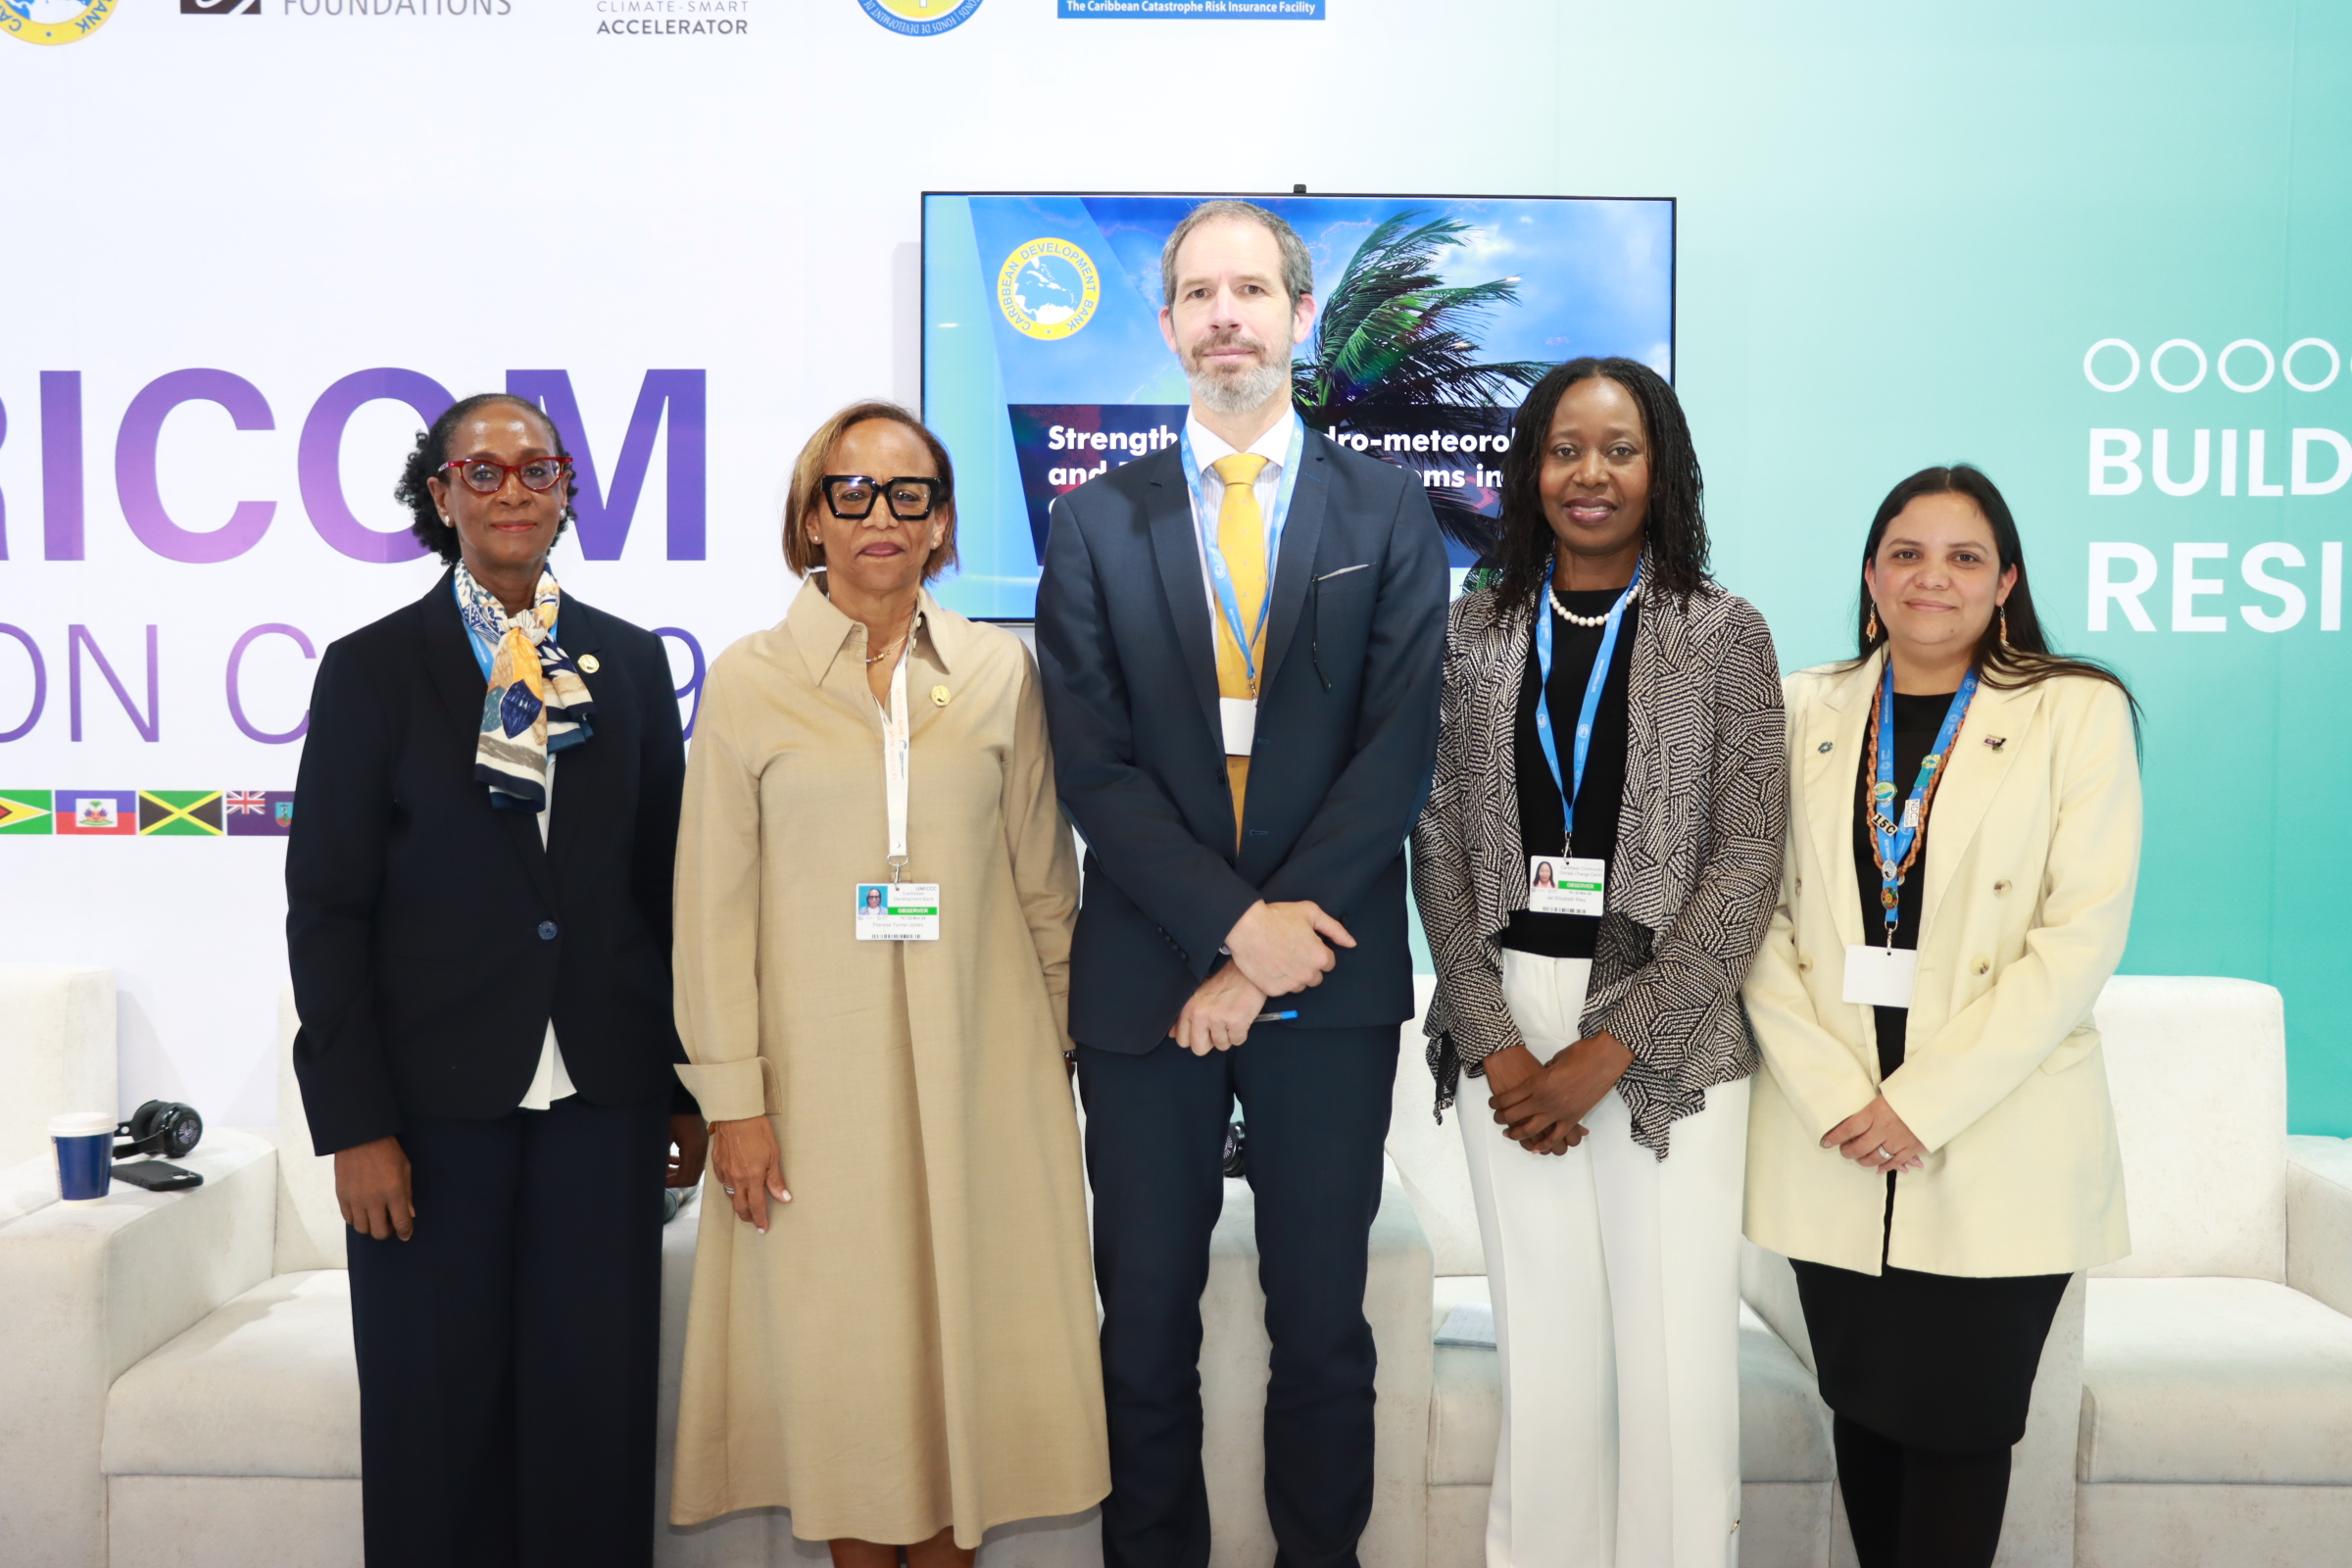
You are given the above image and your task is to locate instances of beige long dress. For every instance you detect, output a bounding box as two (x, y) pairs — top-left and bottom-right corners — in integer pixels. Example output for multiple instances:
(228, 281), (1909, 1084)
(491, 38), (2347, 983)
(668, 580), (1108, 1544)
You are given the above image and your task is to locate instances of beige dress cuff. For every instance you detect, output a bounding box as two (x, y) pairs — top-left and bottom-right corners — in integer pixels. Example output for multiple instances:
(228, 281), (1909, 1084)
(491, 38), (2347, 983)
(674, 1058), (771, 1123)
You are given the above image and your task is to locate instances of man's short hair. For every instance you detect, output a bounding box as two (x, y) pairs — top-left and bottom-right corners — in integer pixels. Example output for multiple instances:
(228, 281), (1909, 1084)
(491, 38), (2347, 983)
(1159, 199), (1313, 312)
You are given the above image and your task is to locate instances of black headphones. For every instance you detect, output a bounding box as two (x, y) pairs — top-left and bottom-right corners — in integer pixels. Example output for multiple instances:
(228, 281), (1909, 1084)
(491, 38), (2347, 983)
(116, 1101), (204, 1161)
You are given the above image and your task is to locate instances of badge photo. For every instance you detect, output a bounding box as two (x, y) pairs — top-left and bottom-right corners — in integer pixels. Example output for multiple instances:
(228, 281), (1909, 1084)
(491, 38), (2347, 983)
(855, 882), (942, 942)
(1527, 855), (1605, 918)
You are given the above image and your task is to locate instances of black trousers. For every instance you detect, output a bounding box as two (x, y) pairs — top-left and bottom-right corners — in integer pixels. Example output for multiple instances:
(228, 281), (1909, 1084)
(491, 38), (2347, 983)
(346, 1090), (670, 1568)
(1076, 1024), (1398, 1568)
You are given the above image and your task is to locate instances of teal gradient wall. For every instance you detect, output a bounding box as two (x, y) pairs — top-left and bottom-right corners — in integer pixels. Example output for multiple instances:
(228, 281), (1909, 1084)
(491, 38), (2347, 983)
(1399, 3), (2351, 1132)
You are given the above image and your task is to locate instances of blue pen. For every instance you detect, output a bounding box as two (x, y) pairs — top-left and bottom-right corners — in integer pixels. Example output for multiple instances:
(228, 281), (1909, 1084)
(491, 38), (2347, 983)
(1255, 1009), (1299, 1022)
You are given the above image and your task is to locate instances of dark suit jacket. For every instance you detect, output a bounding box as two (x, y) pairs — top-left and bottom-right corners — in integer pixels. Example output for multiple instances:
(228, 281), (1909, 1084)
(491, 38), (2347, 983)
(286, 568), (691, 1154)
(1036, 427), (1448, 1053)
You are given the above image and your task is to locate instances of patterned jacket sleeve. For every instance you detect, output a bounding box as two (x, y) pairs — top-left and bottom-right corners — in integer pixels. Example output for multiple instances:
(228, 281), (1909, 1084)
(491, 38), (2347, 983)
(1410, 595), (1524, 1112)
(1586, 599), (1788, 1095)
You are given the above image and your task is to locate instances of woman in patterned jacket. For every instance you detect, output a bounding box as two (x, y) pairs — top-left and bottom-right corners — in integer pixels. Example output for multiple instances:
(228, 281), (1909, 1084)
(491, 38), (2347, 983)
(1411, 357), (1788, 1568)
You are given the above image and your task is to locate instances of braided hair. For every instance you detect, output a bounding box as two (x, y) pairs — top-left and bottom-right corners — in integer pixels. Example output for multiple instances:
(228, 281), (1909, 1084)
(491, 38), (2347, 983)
(1490, 357), (1710, 609)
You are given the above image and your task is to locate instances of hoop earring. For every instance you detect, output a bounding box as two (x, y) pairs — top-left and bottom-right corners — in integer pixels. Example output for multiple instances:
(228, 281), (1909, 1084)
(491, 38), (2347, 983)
(1865, 603), (1880, 642)
(1997, 604), (2011, 646)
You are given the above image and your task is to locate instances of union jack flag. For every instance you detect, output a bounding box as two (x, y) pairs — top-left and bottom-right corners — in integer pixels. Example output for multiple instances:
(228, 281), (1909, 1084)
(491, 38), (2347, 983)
(224, 791), (270, 815)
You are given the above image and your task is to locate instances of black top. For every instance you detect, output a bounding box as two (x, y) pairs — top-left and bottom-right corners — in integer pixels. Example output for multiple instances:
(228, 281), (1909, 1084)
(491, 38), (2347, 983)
(1850, 689), (1959, 1079)
(286, 570), (695, 1154)
(1499, 592), (1639, 959)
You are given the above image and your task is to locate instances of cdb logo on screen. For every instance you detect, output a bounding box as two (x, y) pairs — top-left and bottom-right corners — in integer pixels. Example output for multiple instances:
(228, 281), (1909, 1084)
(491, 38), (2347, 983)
(181, 0), (261, 13)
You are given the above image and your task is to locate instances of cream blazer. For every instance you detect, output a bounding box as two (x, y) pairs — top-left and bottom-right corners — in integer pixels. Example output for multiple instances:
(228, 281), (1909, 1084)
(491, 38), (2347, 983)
(1741, 650), (2140, 1277)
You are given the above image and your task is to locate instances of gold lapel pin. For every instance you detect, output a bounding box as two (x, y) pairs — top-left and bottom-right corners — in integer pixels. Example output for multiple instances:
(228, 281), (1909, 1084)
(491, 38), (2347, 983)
(931, 685), (952, 708)
(578, 654), (601, 674)
(1984, 735), (2006, 750)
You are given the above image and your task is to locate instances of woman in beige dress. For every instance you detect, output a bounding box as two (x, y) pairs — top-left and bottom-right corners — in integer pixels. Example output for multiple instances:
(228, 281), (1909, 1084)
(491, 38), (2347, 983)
(669, 400), (1109, 1568)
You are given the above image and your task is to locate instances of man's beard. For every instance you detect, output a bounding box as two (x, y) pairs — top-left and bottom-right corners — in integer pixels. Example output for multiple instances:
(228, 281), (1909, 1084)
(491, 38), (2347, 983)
(1187, 335), (1293, 416)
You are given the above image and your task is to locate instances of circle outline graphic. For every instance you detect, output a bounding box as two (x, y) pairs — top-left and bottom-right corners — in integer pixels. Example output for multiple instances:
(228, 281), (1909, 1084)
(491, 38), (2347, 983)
(2150, 338), (2207, 394)
(2083, 338), (2139, 393)
(2284, 338), (2341, 394)
(2218, 338), (2276, 394)
(858, 0), (984, 36)
(2, 0), (117, 46)
(997, 238), (1102, 343)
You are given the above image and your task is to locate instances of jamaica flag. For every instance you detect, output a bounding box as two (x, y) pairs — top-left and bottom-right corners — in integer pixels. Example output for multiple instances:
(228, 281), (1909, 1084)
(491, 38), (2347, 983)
(138, 790), (225, 837)
(0, 790), (52, 835)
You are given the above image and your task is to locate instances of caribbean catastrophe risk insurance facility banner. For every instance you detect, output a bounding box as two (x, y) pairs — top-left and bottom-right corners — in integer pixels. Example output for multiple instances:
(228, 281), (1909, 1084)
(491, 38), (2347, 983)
(3, 0), (2350, 1134)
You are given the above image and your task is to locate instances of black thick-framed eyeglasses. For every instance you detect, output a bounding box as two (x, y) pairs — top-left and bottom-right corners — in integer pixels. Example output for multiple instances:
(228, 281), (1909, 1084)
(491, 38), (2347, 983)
(822, 474), (944, 521)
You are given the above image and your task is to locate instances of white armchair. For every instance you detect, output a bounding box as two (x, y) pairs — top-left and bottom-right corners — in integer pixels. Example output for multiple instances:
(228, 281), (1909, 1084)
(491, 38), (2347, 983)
(0, 963), (116, 1180)
(2077, 976), (2352, 1568)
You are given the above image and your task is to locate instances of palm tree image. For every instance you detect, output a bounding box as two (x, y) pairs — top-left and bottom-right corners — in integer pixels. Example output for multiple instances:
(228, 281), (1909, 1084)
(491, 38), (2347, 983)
(1293, 211), (1551, 555)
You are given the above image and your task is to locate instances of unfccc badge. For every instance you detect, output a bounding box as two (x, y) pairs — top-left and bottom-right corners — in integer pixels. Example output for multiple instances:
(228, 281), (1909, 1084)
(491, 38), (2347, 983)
(858, 0), (982, 35)
(2, 0), (118, 45)
(997, 238), (1102, 342)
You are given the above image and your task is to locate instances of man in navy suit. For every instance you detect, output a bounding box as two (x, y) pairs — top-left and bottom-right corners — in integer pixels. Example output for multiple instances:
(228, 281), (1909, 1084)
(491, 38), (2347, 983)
(1036, 200), (1446, 1568)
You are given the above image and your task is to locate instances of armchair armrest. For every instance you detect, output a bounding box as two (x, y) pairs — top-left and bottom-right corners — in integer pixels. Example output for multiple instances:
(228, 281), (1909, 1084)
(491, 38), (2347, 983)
(1740, 1239), (1815, 1374)
(0, 1129), (275, 1568)
(2287, 1135), (2352, 1319)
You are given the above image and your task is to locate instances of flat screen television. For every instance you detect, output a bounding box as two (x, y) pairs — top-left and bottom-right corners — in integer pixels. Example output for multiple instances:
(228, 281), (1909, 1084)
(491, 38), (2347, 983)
(921, 191), (1677, 620)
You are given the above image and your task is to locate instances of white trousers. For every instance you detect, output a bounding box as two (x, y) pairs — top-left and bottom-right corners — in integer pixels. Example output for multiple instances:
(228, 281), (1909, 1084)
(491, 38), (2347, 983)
(1460, 949), (1750, 1568)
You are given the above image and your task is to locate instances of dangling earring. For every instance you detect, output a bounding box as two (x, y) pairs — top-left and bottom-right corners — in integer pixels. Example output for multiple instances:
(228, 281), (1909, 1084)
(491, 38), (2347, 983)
(1865, 602), (1880, 642)
(1997, 604), (2011, 646)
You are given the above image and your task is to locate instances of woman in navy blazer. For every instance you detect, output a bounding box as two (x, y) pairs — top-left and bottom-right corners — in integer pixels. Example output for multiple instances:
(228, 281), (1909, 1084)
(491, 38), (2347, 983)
(286, 392), (704, 1568)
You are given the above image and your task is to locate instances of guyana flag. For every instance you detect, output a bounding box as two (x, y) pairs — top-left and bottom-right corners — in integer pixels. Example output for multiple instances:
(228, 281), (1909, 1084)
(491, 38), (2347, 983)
(138, 790), (225, 837)
(0, 790), (52, 835)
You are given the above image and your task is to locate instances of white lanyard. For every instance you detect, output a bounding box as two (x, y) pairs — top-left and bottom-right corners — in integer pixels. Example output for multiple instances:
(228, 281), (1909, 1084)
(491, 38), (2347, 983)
(880, 622), (914, 882)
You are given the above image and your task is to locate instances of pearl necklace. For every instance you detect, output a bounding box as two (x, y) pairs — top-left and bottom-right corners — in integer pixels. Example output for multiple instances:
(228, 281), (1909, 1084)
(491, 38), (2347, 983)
(1548, 583), (1632, 628)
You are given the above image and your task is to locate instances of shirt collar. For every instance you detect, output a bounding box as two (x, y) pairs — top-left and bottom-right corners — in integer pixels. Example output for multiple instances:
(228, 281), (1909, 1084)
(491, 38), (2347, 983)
(1186, 406), (1299, 481)
(784, 577), (961, 687)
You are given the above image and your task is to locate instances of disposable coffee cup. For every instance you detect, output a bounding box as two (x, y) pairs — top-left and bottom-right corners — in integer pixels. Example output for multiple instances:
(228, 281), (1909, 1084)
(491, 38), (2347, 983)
(51, 1112), (118, 1203)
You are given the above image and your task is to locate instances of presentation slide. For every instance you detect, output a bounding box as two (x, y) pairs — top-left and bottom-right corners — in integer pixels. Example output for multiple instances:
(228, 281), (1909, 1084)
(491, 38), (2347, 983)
(922, 192), (1676, 619)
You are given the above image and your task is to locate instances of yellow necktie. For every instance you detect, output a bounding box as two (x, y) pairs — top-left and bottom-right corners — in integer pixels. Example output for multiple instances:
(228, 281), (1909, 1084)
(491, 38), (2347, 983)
(1210, 452), (1270, 844)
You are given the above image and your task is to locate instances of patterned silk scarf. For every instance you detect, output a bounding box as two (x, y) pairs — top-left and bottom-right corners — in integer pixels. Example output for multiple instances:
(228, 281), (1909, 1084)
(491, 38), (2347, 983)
(454, 563), (596, 812)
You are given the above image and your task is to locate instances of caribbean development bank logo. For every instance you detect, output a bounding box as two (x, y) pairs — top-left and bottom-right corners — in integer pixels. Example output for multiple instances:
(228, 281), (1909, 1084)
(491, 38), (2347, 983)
(2, 0), (117, 45)
(859, 0), (980, 36)
(998, 239), (1101, 342)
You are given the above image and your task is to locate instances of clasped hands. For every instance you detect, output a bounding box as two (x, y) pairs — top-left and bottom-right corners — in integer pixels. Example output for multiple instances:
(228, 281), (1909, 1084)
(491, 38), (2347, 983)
(1170, 899), (1355, 1055)
(1823, 1095), (1925, 1173)
(1481, 1033), (1634, 1155)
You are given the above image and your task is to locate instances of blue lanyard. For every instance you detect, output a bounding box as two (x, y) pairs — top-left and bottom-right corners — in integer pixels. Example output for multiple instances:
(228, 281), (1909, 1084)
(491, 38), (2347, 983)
(1868, 662), (1980, 945)
(1180, 416), (1304, 690)
(1531, 561), (1641, 855)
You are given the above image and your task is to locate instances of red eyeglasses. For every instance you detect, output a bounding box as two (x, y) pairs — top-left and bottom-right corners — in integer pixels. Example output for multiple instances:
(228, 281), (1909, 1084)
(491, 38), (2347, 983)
(440, 457), (572, 496)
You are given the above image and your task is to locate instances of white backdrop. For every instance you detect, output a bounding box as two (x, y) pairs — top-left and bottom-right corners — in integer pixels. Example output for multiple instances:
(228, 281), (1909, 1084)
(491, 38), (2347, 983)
(4, 1), (1606, 1126)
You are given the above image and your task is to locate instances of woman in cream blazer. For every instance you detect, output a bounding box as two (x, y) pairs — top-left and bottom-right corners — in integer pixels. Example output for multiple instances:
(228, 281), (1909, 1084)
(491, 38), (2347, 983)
(1742, 465), (2140, 1568)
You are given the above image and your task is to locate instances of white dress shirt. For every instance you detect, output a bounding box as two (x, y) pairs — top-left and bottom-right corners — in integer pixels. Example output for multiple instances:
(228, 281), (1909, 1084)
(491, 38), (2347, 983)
(517, 754), (577, 1110)
(1183, 407), (1299, 618)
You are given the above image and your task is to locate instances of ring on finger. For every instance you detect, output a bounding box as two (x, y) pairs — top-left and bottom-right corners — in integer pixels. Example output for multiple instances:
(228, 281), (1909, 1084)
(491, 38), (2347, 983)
(722, 1185), (736, 1195)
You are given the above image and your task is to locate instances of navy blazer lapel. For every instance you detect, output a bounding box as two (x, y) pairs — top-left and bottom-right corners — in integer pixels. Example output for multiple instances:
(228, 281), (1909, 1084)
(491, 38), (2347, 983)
(420, 566), (491, 741)
(417, 568), (557, 905)
(1145, 456), (1224, 750)
(1257, 431), (1327, 697)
